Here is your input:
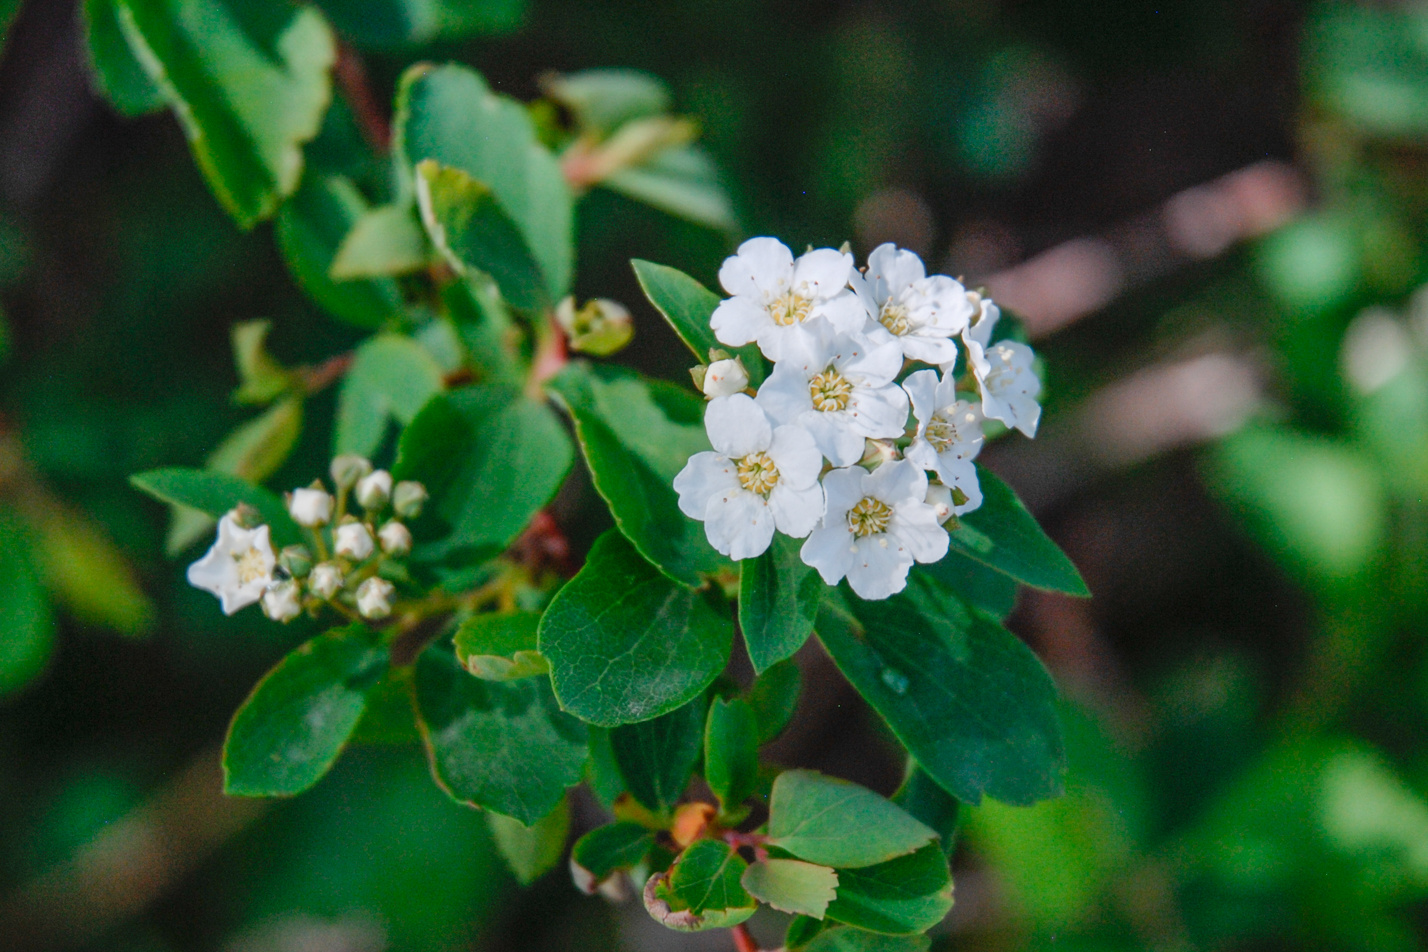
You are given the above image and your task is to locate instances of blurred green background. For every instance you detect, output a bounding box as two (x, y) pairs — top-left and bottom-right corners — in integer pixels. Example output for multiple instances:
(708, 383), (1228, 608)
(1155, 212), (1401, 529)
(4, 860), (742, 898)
(4, 0), (1428, 949)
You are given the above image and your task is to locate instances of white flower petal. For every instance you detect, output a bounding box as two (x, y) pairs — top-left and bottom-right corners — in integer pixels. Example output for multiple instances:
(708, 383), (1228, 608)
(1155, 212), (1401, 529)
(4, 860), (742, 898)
(866, 243), (925, 300)
(704, 488), (775, 561)
(845, 536), (915, 600)
(897, 335), (960, 365)
(844, 383), (909, 440)
(711, 296), (770, 348)
(720, 237), (794, 298)
(819, 466), (868, 519)
(705, 393), (772, 459)
(766, 424), (823, 489)
(838, 329), (904, 385)
(673, 452), (739, 519)
(791, 248), (854, 301)
(754, 362), (815, 426)
(905, 440), (939, 472)
(867, 459), (926, 506)
(800, 523), (856, 586)
(802, 412), (866, 467)
(770, 481), (826, 538)
(810, 289), (868, 335)
(902, 369), (939, 429)
(892, 502), (950, 563)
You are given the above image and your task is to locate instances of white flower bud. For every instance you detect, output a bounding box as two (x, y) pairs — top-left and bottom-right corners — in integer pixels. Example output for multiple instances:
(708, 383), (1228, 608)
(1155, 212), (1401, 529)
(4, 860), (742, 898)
(925, 483), (955, 524)
(378, 520), (412, 556)
(356, 470), (393, 510)
(701, 357), (749, 398)
(334, 521), (374, 561)
(392, 480), (428, 518)
(330, 454), (373, 490)
(288, 487), (333, 527)
(356, 577), (395, 620)
(261, 581), (302, 623)
(309, 562), (344, 600)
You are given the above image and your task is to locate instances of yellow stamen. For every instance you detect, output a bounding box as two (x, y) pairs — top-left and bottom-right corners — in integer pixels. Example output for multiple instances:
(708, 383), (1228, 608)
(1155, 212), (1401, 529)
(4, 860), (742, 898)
(768, 291), (814, 326)
(235, 547), (268, 585)
(878, 302), (911, 336)
(809, 368), (854, 412)
(736, 451), (780, 495)
(847, 496), (893, 538)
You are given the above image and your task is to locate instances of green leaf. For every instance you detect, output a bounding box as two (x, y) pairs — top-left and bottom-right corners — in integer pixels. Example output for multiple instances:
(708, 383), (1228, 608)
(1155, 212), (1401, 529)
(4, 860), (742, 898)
(348, 666), (419, 745)
(799, 925), (932, 952)
(83, 0), (165, 115)
(230, 320), (292, 405)
(130, 467), (302, 547)
(892, 766), (960, 857)
(917, 548), (1018, 619)
(453, 611), (548, 680)
(609, 695), (706, 813)
(206, 397), (304, 483)
(443, 275), (523, 385)
(413, 645), (587, 824)
(746, 659), (802, 744)
(630, 259), (763, 383)
(335, 334), (445, 458)
(547, 362), (728, 587)
(570, 820), (655, 891)
(487, 797), (569, 885)
(740, 533), (821, 673)
(223, 625), (388, 796)
(113, 0), (336, 228)
(276, 175), (405, 329)
(824, 843), (953, 935)
(950, 467), (1087, 595)
(392, 384), (573, 562)
(330, 202), (431, 279)
(317, 0), (524, 50)
(704, 697), (759, 812)
(767, 770), (938, 869)
(606, 146), (738, 233)
(396, 63), (572, 301)
(28, 496), (154, 637)
(0, 509), (54, 695)
(539, 530), (732, 727)
(817, 578), (1065, 806)
(544, 69), (671, 135)
(416, 160), (552, 311)
(742, 859), (839, 919)
(648, 840), (755, 930)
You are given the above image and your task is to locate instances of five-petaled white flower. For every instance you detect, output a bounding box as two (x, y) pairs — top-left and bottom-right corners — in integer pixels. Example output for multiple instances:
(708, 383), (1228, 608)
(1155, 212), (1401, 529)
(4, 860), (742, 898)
(711, 238), (865, 361)
(187, 512), (276, 615)
(852, 243), (974, 364)
(902, 369), (985, 515)
(800, 460), (949, 600)
(977, 340), (1042, 437)
(673, 394), (825, 561)
(755, 322), (909, 467)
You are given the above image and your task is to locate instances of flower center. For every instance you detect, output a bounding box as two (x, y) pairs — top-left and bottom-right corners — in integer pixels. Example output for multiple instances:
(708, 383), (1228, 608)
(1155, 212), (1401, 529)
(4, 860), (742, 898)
(235, 547), (270, 586)
(925, 408), (977, 453)
(809, 368), (854, 412)
(847, 496), (893, 538)
(736, 451), (780, 496)
(768, 291), (814, 327)
(878, 301), (911, 336)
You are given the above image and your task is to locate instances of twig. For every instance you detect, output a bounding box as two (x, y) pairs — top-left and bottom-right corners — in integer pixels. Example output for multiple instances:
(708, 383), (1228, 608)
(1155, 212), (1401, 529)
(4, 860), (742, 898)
(731, 923), (761, 952)
(333, 41), (391, 152)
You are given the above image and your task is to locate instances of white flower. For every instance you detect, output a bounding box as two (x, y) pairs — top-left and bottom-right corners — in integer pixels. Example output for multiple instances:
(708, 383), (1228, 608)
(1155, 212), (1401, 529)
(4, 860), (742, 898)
(288, 487), (333, 527)
(950, 289), (1000, 379)
(334, 522), (374, 561)
(710, 238), (865, 361)
(356, 577), (394, 620)
(673, 394), (825, 561)
(800, 460), (948, 600)
(356, 470), (393, 510)
(978, 340), (1042, 437)
(852, 243), (974, 364)
(378, 520), (412, 556)
(902, 369), (984, 515)
(186, 512), (276, 615)
(702, 357), (750, 398)
(309, 562), (344, 600)
(755, 322), (909, 467)
(262, 581), (302, 622)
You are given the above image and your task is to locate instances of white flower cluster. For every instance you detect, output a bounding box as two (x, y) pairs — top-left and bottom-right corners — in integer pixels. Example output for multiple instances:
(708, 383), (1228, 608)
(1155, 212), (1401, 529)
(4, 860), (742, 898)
(675, 238), (1042, 600)
(187, 454), (428, 622)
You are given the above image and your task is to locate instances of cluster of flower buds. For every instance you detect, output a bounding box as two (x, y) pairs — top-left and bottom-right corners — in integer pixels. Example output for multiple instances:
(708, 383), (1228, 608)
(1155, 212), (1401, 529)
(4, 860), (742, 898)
(674, 238), (1042, 600)
(186, 454), (428, 623)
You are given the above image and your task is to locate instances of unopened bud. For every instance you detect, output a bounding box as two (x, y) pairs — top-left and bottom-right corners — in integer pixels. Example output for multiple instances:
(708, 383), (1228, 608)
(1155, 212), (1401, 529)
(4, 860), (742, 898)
(392, 480), (428, 519)
(278, 544), (313, 578)
(334, 520), (374, 561)
(556, 297), (634, 356)
(309, 562), (344, 600)
(378, 520), (412, 556)
(701, 356), (749, 398)
(356, 577), (395, 620)
(288, 486), (333, 527)
(925, 484), (954, 524)
(859, 439), (898, 468)
(330, 454), (373, 491)
(356, 470), (393, 510)
(262, 581), (302, 623)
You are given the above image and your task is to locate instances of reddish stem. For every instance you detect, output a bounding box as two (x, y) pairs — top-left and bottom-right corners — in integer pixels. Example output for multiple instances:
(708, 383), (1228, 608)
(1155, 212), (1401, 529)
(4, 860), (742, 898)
(300, 352), (354, 395)
(334, 41), (391, 152)
(731, 924), (760, 952)
(526, 316), (569, 398)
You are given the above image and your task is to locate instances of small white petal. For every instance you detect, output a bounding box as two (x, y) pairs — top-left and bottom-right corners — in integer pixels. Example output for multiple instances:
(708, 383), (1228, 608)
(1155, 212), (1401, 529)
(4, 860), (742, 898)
(719, 237), (794, 298)
(711, 296), (771, 349)
(673, 452), (740, 520)
(766, 424), (823, 489)
(770, 481), (826, 538)
(866, 243), (926, 300)
(866, 459), (926, 507)
(845, 537), (914, 601)
(813, 291), (872, 335)
(791, 248), (854, 300)
(892, 502), (950, 564)
(819, 467), (868, 519)
(704, 393), (772, 459)
(800, 523), (856, 586)
(704, 488), (775, 561)
(754, 362), (815, 426)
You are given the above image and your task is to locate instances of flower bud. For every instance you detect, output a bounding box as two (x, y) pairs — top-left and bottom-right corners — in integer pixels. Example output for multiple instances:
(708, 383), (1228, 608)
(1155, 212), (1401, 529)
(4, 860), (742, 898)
(925, 484), (955, 524)
(701, 357), (749, 398)
(859, 439), (898, 468)
(309, 562), (343, 600)
(278, 544), (313, 578)
(378, 520), (412, 556)
(330, 454), (373, 491)
(288, 487), (333, 527)
(334, 521), (374, 561)
(555, 297), (634, 356)
(356, 577), (394, 620)
(261, 581), (302, 623)
(356, 469), (393, 510)
(392, 480), (428, 519)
